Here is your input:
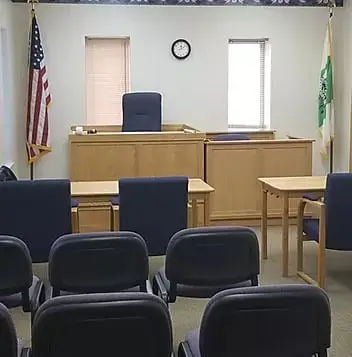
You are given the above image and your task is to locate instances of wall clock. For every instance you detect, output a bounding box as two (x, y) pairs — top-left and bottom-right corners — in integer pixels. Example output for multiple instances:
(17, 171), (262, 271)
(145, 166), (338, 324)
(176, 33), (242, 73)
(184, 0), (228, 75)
(171, 39), (191, 60)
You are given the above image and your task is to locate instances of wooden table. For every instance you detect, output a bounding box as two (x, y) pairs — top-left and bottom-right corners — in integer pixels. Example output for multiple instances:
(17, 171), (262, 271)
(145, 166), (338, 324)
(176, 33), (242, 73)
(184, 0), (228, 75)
(71, 178), (215, 230)
(258, 176), (326, 277)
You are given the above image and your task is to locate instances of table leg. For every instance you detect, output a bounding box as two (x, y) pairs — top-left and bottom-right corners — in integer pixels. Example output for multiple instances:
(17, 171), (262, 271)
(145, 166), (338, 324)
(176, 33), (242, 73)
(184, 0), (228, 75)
(282, 193), (289, 277)
(192, 199), (198, 227)
(261, 189), (268, 260)
(203, 193), (210, 226)
(317, 206), (326, 288)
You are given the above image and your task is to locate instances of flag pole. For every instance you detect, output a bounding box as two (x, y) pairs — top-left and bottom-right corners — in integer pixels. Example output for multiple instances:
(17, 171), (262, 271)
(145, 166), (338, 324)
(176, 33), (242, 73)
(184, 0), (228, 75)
(27, 0), (38, 180)
(328, 0), (335, 173)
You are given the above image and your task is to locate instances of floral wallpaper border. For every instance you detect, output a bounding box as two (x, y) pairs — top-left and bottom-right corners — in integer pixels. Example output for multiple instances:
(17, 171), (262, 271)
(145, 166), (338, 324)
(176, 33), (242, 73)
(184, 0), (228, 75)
(13, 0), (343, 5)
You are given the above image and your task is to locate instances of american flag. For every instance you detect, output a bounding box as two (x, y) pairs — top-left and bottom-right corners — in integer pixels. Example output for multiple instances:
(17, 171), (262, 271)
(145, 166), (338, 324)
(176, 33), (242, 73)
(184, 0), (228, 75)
(26, 13), (51, 163)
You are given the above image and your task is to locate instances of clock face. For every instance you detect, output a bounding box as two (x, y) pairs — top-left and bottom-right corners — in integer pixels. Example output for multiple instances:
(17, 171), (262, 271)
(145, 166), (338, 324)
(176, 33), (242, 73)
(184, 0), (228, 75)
(172, 39), (191, 60)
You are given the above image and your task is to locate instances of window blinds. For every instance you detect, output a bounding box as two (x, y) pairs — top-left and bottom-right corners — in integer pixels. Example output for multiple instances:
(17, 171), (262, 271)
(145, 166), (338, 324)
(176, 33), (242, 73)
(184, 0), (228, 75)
(85, 37), (130, 125)
(228, 38), (268, 129)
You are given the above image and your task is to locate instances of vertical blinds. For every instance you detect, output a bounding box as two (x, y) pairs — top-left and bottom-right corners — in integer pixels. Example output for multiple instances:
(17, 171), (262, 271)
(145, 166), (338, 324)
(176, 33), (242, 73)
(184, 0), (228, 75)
(259, 39), (266, 128)
(85, 37), (130, 125)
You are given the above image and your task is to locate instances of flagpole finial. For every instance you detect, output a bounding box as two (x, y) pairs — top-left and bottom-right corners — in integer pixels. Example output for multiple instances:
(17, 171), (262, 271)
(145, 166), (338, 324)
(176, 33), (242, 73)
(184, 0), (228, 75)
(328, 0), (336, 8)
(328, 0), (336, 17)
(27, 0), (39, 13)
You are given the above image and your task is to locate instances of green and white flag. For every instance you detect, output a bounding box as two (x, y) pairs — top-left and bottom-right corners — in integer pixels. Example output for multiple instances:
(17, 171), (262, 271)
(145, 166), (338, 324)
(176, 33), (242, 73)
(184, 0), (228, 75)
(318, 16), (334, 159)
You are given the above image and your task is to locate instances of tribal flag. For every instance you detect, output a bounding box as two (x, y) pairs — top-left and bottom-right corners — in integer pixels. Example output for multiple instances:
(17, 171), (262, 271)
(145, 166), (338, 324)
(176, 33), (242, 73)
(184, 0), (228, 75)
(26, 12), (51, 164)
(318, 14), (334, 159)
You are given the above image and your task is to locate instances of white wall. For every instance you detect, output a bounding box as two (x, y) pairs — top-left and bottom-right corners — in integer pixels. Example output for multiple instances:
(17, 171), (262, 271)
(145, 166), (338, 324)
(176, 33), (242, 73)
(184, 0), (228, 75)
(333, 2), (352, 172)
(0, 0), (16, 169)
(10, 4), (345, 178)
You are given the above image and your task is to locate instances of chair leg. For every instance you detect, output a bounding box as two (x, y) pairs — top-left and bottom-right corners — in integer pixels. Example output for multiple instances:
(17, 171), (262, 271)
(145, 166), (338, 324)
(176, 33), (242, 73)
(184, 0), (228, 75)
(297, 218), (304, 272)
(178, 342), (192, 357)
(251, 275), (259, 286)
(110, 206), (114, 232)
(110, 206), (119, 232)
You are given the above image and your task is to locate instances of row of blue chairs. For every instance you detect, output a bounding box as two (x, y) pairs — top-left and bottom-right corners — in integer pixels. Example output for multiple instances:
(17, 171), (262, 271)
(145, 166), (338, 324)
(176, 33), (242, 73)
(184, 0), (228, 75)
(0, 226), (259, 320)
(0, 284), (331, 357)
(2, 165), (352, 290)
(0, 174), (189, 261)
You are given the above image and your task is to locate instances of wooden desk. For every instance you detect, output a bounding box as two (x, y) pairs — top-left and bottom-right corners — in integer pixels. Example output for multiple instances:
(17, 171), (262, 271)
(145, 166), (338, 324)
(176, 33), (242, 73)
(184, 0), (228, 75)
(71, 178), (214, 232)
(206, 139), (313, 225)
(69, 124), (204, 182)
(258, 176), (326, 277)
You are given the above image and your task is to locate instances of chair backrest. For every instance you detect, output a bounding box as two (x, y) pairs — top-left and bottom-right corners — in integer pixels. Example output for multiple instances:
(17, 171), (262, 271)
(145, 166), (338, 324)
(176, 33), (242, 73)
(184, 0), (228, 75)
(119, 176), (188, 256)
(0, 303), (18, 357)
(165, 227), (259, 294)
(0, 236), (33, 310)
(0, 166), (17, 181)
(213, 133), (249, 141)
(0, 179), (72, 263)
(324, 173), (352, 250)
(199, 285), (331, 357)
(32, 293), (173, 357)
(49, 232), (149, 296)
(122, 92), (162, 132)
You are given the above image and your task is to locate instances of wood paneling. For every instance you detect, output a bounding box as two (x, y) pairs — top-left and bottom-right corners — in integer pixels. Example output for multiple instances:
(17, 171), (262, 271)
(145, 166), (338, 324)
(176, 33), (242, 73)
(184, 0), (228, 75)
(70, 128), (205, 181)
(206, 139), (313, 225)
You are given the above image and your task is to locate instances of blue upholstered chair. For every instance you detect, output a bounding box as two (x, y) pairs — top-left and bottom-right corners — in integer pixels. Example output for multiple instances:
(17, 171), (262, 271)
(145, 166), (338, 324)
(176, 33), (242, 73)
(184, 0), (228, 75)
(153, 227), (260, 304)
(179, 285), (331, 357)
(0, 236), (45, 323)
(213, 133), (249, 141)
(0, 179), (78, 263)
(302, 193), (322, 201)
(0, 302), (27, 357)
(48, 232), (151, 297)
(122, 92), (162, 132)
(111, 176), (188, 256)
(0, 165), (17, 182)
(297, 173), (352, 288)
(0, 167), (79, 210)
(31, 293), (173, 357)
(70, 199), (79, 208)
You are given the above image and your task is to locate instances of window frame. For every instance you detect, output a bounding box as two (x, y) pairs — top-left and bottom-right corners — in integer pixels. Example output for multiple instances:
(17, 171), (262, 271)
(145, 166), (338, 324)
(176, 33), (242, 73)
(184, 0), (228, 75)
(227, 38), (269, 130)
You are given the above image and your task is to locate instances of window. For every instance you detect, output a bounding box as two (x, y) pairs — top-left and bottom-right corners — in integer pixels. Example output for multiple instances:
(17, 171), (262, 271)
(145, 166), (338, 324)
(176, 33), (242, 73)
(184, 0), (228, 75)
(228, 39), (271, 129)
(85, 37), (130, 125)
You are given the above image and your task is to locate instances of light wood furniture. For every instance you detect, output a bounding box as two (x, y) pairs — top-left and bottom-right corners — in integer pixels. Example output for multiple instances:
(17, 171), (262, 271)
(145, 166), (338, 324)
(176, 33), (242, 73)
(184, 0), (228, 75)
(71, 207), (79, 233)
(206, 139), (313, 226)
(69, 124), (204, 182)
(70, 124), (200, 133)
(206, 130), (275, 141)
(71, 178), (214, 232)
(297, 198), (326, 288)
(258, 176), (326, 277)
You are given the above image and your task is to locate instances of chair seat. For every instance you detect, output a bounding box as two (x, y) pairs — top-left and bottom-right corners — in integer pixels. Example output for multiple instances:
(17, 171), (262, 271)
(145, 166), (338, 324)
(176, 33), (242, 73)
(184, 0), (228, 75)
(111, 196), (120, 205)
(50, 280), (152, 297)
(156, 269), (252, 299)
(303, 218), (319, 241)
(0, 275), (43, 312)
(71, 199), (79, 208)
(303, 218), (352, 251)
(303, 194), (322, 201)
(184, 329), (200, 357)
